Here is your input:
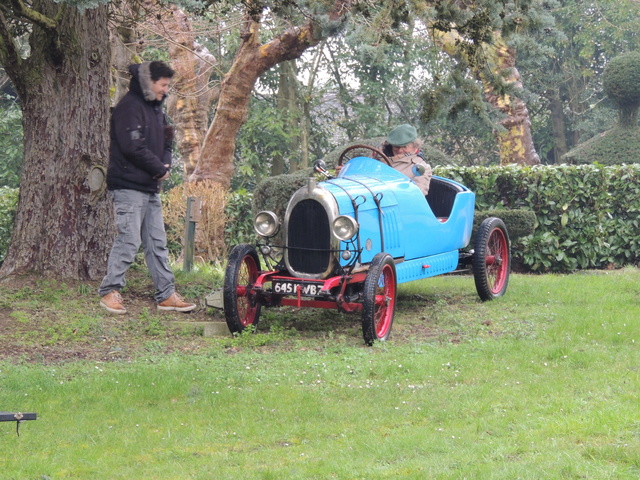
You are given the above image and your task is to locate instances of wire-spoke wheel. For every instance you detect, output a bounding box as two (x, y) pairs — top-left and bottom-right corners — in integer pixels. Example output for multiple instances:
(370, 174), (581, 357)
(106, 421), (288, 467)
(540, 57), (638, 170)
(223, 244), (262, 333)
(473, 217), (511, 301)
(362, 253), (397, 345)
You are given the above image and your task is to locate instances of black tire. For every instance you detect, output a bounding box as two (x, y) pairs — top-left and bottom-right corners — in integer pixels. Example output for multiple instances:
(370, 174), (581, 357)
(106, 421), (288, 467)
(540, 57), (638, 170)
(362, 253), (397, 345)
(223, 244), (262, 334)
(473, 217), (511, 301)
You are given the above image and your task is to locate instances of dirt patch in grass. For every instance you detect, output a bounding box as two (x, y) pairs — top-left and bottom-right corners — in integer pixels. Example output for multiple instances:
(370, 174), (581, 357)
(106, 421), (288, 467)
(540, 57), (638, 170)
(0, 273), (218, 364)
(0, 272), (484, 364)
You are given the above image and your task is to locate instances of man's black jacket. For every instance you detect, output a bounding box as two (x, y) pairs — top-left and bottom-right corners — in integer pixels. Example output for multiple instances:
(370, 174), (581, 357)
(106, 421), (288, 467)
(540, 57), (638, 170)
(107, 62), (172, 194)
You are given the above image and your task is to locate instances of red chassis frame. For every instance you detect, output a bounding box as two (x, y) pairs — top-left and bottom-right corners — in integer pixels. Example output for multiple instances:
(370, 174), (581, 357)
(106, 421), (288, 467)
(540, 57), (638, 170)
(250, 270), (370, 313)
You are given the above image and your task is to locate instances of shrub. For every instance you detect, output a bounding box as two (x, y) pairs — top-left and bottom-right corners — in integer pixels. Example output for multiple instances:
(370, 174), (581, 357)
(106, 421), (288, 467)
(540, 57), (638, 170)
(163, 181), (227, 262)
(603, 51), (640, 126)
(253, 170), (309, 218)
(0, 187), (19, 265)
(225, 189), (256, 248)
(474, 209), (536, 241)
(438, 163), (640, 272)
(563, 126), (640, 165)
(163, 183), (257, 262)
(252, 170), (310, 246)
(564, 52), (640, 164)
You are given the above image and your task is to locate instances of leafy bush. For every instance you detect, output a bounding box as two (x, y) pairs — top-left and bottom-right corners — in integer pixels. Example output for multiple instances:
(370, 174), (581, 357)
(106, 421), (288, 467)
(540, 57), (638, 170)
(603, 51), (640, 125)
(162, 184), (256, 262)
(0, 187), (19, 265)
(563, 125), (640, 165)
(162, 181), (227, 261)
(225, 189), (256, 248)
(253, 170), (309, 218)
(252, 170), (310, 245)
(438, 164), (640, 272)
(564, 52), (640, 164)
(0, 95), (23, 188)
(474, 209), (536, 242)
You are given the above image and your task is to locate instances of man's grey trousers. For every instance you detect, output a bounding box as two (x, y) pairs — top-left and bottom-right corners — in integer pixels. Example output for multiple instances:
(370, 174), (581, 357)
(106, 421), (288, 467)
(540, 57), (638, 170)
(99, 189), (175, 303)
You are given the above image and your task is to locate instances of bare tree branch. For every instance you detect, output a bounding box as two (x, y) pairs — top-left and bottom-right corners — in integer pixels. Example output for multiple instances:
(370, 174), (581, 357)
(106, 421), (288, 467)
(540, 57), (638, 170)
(0, 9), (22, 82)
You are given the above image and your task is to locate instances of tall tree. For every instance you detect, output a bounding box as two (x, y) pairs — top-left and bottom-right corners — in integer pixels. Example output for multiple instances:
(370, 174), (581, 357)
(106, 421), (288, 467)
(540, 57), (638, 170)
(189, 0), (353, 190)
(519, 0), (640, 163)
(432, 29), (540, 165)
(306, 0), (545, 165)
(0, 0), (113, 279)
(274, 60), (301, 175)
(141, 2), (218, 178)
(418, 0), (547, 166)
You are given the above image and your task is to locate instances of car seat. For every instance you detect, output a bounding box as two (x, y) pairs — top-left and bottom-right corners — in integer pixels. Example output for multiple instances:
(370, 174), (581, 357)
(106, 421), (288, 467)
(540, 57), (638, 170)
(426, 178), (465, 220)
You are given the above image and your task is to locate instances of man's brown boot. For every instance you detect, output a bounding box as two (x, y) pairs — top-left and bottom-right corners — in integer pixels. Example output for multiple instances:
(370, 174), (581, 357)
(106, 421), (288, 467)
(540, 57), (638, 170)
(157, 292), (196, 312)
(100, 290), (127, 315)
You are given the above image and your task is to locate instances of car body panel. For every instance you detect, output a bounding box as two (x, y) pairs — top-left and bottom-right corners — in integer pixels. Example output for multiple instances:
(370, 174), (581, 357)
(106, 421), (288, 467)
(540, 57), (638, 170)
(328, 156), (475, 270)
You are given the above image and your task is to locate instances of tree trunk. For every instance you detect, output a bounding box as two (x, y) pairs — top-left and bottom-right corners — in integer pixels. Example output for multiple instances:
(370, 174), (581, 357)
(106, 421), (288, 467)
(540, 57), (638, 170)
(481, 36), (540, 166)
(162, 6), (218, 179)
(188, 16), (263, 189)
(275, 60), (300, 174)
(549, 94), (568, 162)
(432, 29), (540, 166)
(0, 4), (113, 280)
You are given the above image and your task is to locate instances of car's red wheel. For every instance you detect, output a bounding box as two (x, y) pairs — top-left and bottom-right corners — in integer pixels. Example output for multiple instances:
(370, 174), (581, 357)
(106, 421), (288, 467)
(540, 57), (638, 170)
(362, 253), (397, 345)
(223, 244), (262, 333)
(473, 217), (511, 301)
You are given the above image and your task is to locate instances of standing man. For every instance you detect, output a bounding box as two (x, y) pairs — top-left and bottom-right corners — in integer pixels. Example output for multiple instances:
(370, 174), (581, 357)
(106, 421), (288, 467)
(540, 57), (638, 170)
(99, 61), (196, 314)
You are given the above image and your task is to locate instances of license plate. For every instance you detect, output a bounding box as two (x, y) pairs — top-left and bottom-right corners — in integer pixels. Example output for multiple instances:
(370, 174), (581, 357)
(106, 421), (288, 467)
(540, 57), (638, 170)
(272, 280), (324, 296)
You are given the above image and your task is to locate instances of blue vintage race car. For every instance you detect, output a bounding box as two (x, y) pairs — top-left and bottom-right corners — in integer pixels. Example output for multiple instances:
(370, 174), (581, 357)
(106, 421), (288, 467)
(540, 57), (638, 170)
(223, 145), (511, 344)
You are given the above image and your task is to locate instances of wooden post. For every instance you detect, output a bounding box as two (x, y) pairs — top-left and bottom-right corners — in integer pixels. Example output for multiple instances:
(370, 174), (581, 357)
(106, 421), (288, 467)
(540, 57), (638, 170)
(183, 197), (202, 272)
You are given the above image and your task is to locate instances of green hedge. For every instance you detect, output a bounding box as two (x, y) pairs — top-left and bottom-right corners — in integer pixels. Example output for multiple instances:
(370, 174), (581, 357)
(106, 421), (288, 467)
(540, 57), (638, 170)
(436, 164), (640, 272)
(0, 187), (19, 266)
(254, 164), (640, 273)
(473, 209), (536, 246)
(4, 164), (639, 273)
(562, 126), (640, 165)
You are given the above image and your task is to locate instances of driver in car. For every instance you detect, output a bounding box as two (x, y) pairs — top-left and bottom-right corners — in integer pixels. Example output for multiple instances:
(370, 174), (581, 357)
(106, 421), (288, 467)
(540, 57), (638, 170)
(377, 124), (432, 195)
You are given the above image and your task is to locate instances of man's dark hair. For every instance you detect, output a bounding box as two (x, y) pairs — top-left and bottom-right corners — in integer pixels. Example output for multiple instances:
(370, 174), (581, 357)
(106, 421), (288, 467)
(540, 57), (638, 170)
(149, 61), (175, 81)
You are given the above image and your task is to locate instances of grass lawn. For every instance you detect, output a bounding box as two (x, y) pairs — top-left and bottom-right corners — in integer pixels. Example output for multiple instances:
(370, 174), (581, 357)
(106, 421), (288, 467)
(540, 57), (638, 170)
(1, 268), (639, 479)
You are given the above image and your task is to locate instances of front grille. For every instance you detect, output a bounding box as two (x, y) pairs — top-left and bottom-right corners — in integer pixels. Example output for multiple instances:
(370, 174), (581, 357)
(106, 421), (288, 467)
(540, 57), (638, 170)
(287, 199), (331, 274)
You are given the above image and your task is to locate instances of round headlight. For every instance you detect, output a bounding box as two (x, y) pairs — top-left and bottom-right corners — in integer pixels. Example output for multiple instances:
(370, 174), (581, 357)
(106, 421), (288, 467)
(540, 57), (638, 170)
(254, 211), (280, 238)
(332, 215), (358, 241)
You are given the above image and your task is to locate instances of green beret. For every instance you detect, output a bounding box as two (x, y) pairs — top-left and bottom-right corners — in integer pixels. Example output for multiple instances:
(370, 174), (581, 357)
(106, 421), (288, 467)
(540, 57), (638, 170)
(387, 124), (418, 146)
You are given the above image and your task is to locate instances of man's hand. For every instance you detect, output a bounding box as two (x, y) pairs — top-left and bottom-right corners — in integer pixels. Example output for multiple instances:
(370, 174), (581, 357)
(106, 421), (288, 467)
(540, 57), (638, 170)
(159, 165), (170, 181)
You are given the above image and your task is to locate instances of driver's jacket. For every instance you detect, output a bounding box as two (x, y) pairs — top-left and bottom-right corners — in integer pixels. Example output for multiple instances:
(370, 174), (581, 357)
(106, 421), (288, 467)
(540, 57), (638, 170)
(387, 153), (432, 195)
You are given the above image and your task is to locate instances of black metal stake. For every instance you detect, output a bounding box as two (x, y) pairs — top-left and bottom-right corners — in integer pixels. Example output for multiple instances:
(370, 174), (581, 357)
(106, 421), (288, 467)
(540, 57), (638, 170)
(1, 412), (37, 436)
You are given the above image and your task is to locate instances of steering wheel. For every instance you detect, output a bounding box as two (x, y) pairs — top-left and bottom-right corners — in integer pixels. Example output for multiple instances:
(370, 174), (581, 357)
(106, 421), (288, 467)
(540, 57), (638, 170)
(337, 144), (391, 167)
